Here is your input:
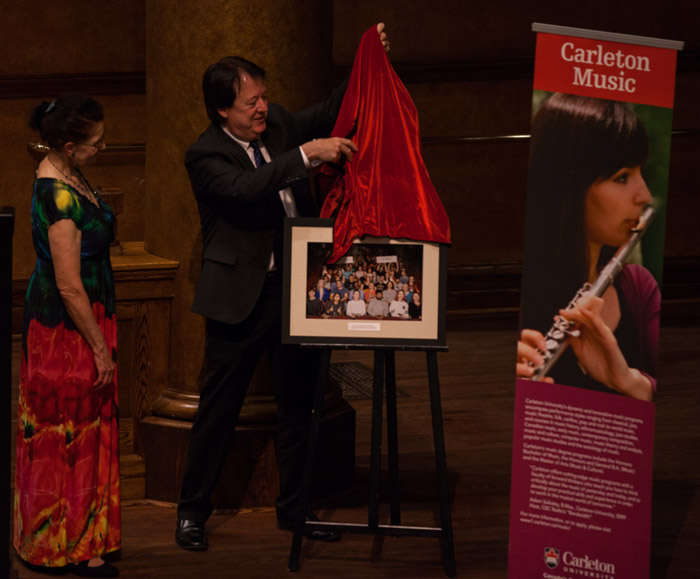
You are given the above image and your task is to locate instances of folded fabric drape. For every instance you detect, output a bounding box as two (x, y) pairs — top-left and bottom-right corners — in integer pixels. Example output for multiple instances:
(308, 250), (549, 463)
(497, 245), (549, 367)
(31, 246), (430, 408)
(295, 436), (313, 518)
(319, 25), (451, 263)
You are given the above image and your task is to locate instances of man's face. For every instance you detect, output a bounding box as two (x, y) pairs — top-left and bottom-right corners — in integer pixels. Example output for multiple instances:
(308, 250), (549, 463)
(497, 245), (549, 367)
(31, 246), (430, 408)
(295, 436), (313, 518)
(218, 73), (268, 141)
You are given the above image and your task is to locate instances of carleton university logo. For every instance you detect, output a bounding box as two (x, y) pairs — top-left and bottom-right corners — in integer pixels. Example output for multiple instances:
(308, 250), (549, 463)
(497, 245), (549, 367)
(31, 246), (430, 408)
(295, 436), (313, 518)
(544, 547), (560, 569)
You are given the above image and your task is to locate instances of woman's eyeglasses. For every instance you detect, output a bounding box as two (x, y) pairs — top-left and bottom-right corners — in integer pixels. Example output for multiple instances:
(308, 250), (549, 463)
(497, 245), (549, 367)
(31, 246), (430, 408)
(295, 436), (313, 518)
(76, 138), (106, 149)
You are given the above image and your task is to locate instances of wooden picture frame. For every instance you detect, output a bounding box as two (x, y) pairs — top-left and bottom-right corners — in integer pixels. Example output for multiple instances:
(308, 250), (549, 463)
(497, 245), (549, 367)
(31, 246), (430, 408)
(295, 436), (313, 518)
(282, 218), (447, 347)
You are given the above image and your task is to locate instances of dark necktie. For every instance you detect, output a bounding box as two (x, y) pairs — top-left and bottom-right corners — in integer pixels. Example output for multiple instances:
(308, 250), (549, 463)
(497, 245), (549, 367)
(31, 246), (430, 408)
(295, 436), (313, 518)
(250, 140), (266, 167)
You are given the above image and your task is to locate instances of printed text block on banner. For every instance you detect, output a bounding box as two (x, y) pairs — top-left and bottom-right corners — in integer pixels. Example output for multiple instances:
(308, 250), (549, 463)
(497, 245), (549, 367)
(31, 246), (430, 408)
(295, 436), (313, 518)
(508, 380), (655, 579)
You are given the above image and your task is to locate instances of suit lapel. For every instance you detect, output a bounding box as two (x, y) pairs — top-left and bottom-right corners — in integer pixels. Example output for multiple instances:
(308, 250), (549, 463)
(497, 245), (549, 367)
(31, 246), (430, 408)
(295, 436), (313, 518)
(212, 125), (255, 169)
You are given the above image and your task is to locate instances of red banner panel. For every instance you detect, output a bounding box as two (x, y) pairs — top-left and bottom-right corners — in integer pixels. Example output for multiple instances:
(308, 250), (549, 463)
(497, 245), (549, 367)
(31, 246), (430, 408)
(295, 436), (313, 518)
(509, 24), (683, 579)
(534, 32), (678, 108)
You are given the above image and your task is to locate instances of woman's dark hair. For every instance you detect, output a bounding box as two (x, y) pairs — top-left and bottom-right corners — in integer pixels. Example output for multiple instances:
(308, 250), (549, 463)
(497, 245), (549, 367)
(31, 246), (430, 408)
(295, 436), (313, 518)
(520, 93), (649, 334)
(28, 94), (104, 149)
(202, 56), (266, 124)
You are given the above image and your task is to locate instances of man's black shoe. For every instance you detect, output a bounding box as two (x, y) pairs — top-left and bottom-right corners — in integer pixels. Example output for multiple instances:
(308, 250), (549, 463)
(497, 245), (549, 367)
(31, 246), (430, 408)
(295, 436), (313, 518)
(175, 519), (209, 551)
(277, 512), (341, 542)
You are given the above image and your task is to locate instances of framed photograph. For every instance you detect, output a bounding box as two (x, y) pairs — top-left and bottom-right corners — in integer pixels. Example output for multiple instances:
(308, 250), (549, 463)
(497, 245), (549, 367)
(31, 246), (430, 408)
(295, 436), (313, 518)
(282, 218), (447, 347)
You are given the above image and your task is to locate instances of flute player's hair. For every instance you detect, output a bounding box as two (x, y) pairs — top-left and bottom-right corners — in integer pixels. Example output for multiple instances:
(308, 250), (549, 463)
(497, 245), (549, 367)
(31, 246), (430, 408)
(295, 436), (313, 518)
(520, 93), (649, 334)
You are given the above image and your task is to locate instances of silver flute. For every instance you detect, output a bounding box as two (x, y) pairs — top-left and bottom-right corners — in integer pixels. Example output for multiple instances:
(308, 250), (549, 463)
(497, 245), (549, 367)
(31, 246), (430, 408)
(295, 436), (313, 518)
(529, 204), (657, 382)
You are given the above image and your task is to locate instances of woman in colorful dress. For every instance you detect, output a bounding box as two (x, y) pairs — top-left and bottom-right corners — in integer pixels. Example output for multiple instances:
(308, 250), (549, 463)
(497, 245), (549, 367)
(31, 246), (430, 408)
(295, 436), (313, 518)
(15, 94), (120, 577)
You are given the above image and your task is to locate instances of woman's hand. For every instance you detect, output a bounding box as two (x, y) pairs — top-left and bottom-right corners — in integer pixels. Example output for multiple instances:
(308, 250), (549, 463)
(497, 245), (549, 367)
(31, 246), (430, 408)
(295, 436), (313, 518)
(516, 329), (553, 382)
(561, 295), (653, 400)
(92, 345), (116, 390)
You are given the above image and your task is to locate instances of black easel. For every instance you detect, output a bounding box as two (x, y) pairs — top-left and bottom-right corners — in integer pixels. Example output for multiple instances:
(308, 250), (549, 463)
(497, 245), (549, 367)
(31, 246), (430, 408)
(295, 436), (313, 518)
(288, 345), (456, 578)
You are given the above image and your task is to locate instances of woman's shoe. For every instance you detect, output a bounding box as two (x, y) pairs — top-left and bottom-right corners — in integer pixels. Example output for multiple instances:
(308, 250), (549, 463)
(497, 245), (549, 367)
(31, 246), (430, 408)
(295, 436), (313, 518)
(68, 560), (119, 578)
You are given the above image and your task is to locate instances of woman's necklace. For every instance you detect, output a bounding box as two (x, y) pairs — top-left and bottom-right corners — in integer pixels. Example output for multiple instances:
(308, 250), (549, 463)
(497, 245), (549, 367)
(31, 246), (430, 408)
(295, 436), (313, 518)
(46, 155), (99, 206)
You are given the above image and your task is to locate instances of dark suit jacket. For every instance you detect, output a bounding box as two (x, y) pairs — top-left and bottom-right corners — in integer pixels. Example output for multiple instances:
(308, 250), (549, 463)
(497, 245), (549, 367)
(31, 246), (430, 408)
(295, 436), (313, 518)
(186, 79), (348, 325)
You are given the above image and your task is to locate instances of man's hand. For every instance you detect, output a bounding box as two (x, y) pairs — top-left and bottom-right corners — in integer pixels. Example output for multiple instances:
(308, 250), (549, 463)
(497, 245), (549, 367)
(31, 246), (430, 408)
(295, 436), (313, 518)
(301, 137), (358, 164)
(377, 22), (390, 52)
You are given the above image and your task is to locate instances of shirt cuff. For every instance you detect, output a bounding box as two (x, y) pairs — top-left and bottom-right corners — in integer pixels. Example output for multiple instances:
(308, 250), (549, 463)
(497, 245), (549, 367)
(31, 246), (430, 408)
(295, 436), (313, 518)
(300, 145), (323, 169)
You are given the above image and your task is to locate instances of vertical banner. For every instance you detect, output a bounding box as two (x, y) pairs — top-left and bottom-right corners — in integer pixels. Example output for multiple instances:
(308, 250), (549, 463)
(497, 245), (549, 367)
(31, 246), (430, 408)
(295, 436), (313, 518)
(509, 24), (683, 578)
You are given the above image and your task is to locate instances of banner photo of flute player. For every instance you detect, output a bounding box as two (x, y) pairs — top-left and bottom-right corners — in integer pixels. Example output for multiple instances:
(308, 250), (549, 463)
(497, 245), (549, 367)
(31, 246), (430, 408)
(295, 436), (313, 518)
(509, 24), (683, 579)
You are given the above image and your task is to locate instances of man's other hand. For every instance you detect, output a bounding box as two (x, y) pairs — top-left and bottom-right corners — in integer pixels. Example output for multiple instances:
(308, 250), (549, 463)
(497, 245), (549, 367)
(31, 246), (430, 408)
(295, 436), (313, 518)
(301, 137), (358, 164)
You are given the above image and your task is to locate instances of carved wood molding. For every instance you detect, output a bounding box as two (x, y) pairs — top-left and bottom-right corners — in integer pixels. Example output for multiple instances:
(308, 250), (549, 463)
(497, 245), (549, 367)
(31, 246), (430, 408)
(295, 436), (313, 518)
(422, 129), (700, 146)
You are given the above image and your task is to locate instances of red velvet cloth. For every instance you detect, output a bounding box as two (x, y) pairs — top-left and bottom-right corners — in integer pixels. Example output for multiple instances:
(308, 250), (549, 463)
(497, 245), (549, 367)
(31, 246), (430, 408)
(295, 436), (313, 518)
(319, 26), (451, 263)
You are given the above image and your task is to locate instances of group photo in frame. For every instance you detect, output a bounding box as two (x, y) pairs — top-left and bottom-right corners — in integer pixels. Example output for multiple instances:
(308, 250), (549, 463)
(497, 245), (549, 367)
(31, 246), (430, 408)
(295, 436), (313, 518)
(282, 218), (447, 347)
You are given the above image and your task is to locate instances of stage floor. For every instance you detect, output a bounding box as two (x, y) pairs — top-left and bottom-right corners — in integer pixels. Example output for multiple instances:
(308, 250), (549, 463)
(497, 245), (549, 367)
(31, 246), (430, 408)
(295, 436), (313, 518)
(10, 322), (700, 578)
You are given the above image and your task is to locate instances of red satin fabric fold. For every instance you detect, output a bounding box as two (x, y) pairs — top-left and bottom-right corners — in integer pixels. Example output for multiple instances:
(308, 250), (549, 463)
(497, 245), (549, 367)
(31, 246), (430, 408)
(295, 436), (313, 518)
(320, 26), (451, 263)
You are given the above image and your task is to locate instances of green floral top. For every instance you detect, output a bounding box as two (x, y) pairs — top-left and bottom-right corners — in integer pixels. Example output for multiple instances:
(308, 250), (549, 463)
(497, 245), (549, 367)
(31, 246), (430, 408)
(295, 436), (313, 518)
(24, 177), (116, 331)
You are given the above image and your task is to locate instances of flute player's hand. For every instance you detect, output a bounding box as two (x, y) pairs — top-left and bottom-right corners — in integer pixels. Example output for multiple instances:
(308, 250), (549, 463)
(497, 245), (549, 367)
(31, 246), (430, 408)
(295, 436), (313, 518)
(516, 329), (553, 382)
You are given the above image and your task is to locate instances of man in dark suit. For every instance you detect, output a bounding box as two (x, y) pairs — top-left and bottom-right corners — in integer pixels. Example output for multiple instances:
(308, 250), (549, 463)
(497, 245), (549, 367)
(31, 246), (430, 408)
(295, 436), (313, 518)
(176, 24), (388, 551)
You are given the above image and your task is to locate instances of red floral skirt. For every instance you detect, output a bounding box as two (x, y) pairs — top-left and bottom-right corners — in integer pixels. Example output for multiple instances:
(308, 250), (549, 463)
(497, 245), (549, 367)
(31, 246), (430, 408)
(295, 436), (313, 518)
(14, 304), (121, 567)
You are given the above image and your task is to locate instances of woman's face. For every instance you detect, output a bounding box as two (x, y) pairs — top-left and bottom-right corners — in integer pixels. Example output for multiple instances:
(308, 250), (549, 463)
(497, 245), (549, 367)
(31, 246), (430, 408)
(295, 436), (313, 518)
(397, 290), (405, 301)
(584, 166), (651, 249)
(69, 121), (105, 166)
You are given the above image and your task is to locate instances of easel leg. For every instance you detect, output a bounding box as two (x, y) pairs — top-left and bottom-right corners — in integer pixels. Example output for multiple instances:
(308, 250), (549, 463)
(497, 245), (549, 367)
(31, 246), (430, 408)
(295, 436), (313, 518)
(368, 349), (385, 530)
(385, 350), (401, 525)
(427, 351), (456, 578)
(288, 347), (332, 572)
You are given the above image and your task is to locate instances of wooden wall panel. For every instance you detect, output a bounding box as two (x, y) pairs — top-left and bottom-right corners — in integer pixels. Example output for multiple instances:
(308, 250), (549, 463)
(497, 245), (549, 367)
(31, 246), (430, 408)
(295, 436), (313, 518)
(331, 0), (700, 66)
(422, 140), (529, 265)
(0, 1), (145, 76)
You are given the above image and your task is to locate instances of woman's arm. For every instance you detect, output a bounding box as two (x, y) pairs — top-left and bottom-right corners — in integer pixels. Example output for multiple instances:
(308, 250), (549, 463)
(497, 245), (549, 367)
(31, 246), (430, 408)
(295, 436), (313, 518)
(49, 219), (115, 389)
